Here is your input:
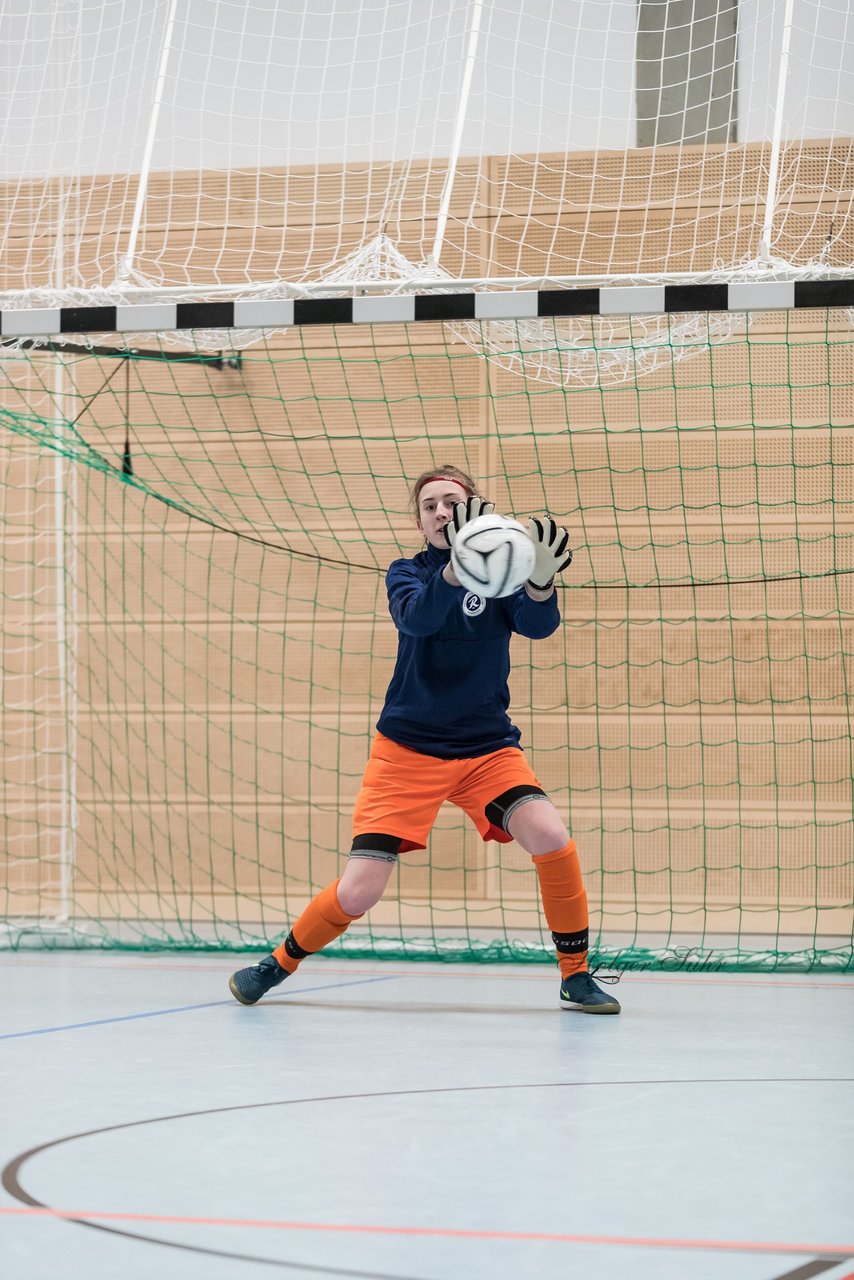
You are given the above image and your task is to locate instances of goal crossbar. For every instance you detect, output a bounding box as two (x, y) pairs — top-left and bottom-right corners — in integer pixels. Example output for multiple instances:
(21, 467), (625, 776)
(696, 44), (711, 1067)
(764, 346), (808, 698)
(2, 279), (854, 341)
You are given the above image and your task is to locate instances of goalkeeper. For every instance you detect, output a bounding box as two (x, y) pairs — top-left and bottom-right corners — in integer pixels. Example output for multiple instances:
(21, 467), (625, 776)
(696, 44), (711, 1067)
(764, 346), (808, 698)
(230, 463), (620, 1013)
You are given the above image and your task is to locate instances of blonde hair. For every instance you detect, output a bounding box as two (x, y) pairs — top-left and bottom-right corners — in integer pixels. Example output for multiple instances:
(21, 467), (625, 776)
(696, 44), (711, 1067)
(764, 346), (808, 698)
(409, 464), (481, 518)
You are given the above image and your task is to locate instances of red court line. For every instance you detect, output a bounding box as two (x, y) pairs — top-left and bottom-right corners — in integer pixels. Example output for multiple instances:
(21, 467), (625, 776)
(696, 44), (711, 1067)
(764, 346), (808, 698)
(1, 1206), (852, 1257)
(601, 975), (854, 990)
(304, 970), (854, 991)
(4, 957), (852, 988)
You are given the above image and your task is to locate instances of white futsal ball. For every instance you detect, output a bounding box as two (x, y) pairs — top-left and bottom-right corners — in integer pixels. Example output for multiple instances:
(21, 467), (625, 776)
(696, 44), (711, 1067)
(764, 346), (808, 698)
(451, 513), (536, 598)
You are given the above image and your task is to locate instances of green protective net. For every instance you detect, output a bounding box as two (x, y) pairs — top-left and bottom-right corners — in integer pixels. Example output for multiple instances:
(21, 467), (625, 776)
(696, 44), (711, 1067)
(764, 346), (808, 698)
(1, 311), (853, 971)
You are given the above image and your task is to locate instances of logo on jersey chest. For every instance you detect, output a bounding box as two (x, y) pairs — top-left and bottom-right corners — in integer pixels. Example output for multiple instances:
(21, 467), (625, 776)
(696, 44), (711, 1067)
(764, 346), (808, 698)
(462, 592), (486, 617)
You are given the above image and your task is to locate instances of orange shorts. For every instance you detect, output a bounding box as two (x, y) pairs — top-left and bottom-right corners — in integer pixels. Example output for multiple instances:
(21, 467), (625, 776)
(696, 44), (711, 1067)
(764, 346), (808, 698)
(351, 732), (545, 852)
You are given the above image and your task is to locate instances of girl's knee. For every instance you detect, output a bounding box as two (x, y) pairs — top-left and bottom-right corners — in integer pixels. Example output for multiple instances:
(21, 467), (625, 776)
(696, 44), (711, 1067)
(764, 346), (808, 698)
(507, 799), (570, 856)
(337, 857), (394, 915)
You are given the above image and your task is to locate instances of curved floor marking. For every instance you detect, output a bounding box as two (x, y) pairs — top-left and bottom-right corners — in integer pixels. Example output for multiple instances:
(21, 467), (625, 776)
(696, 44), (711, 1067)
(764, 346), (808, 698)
(3, 1079), (853, 1276)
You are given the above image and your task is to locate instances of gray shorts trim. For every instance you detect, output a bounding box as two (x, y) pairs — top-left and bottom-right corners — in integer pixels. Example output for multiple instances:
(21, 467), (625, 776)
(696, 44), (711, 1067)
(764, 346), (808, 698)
(348, 848), (400, 864)
(502, 793), (550, 827)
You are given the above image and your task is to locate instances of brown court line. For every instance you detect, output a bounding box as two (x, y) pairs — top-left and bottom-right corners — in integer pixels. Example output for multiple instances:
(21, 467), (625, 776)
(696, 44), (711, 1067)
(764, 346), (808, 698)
(1, 1205), (853, 1260)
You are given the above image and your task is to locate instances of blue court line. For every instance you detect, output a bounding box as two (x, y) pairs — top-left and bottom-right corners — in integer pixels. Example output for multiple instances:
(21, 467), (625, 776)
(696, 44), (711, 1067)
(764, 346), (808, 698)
(0, 974), (396, 1041)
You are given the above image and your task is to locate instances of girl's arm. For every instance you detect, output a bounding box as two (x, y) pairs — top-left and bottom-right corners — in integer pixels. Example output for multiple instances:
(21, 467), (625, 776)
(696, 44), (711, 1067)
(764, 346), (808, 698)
(386, 559), (460, 636)
(503, 583), (560, 639)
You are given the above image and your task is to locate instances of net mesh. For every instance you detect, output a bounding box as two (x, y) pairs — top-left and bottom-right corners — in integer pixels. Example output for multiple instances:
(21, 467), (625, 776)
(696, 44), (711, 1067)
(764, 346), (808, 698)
(2, 313), (853, 969)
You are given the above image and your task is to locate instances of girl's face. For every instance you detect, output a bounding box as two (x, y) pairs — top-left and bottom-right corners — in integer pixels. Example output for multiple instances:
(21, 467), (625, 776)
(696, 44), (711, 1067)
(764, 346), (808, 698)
(416, 478), (470, 549)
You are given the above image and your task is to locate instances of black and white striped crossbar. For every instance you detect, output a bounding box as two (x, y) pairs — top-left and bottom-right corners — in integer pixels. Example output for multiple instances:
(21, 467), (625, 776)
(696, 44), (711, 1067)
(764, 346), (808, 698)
(3, 280), (854, 338)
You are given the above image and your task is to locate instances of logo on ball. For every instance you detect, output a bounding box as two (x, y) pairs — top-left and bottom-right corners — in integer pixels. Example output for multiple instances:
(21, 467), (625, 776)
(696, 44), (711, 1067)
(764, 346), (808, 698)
(451, 514), (535, 598)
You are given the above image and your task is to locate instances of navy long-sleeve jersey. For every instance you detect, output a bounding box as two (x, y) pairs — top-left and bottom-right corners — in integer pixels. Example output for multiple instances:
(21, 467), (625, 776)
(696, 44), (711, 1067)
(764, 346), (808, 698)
(375, 540), (560, 759)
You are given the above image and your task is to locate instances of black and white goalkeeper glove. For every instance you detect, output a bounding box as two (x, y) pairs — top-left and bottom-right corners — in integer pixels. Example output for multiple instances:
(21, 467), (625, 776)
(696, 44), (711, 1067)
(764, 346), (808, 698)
(525, 516), (573, 590)
(443, 496), (496, 548)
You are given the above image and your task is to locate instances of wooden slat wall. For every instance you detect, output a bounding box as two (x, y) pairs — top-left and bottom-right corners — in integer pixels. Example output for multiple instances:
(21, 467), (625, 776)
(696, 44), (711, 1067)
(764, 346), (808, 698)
(2, 139), (853, 289)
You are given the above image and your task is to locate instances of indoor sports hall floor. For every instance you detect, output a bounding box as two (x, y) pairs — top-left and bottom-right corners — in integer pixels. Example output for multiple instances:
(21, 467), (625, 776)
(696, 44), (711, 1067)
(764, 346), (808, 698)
(1, 952), (852, 1280)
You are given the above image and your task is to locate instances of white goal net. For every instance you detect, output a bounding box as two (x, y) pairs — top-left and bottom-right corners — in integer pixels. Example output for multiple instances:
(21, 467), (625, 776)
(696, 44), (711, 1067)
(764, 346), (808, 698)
(2, 0), (852, 303)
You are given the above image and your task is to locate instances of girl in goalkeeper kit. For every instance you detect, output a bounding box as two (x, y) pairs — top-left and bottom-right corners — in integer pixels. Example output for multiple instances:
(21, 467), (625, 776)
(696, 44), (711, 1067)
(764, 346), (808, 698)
(230, 464), (620, 1013)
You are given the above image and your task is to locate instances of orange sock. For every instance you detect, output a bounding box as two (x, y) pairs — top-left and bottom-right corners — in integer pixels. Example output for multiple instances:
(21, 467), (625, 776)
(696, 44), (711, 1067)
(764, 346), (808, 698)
(272, 879), (363, 974)
(533, 840), (589, 978)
